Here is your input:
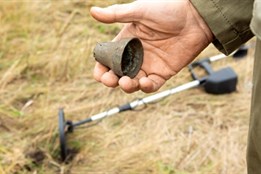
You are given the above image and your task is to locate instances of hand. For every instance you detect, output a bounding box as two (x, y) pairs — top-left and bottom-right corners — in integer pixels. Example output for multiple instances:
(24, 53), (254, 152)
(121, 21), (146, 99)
(90, 0), (213, 93)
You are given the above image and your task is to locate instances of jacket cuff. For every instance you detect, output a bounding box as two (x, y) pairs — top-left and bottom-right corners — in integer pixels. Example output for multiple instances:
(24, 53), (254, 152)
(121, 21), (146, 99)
(190, 0), (254, 55)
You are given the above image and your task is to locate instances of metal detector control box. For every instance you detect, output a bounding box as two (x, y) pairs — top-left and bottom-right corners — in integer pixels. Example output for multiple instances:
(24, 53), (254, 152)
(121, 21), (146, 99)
(188, 58), (238, 94)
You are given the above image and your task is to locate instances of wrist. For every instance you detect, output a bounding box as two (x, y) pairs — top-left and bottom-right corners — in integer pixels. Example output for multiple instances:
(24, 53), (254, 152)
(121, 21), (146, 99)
(189, 1), (214, 43)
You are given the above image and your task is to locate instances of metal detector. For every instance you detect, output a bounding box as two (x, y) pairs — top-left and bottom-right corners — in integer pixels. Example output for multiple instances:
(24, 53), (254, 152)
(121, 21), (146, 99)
(58, 45), (248, 162)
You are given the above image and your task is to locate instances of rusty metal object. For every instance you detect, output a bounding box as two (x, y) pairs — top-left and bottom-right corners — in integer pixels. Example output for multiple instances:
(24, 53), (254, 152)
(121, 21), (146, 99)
(93, 37), (143, 78)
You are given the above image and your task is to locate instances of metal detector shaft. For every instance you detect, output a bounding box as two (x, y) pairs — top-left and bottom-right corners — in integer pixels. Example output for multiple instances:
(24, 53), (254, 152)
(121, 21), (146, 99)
(71, 45), (248, 128)
(58, 45), (248, 161)
(72, 80), (201, 127)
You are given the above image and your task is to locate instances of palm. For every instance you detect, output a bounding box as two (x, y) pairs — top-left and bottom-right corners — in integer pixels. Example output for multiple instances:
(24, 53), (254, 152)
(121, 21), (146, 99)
(91, 0), (213, 93)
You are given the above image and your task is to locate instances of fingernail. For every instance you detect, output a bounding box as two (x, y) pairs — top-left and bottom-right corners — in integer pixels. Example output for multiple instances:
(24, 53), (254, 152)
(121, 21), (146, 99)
(91, 6), (103, 12)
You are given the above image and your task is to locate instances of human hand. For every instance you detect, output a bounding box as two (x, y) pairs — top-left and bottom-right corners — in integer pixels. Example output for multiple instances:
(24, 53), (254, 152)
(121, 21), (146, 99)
(90, 0), (213, 93)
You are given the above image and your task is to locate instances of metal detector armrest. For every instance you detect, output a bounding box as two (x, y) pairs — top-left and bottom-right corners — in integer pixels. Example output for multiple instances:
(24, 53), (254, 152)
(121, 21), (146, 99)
(204, 67), (238, 94)
(188, 58), (213, 82)
(188, 58), (238, 94)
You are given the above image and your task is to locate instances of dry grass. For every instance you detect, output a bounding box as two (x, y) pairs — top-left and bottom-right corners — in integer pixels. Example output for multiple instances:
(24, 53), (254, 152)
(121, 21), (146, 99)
(0, 1), (255, 174)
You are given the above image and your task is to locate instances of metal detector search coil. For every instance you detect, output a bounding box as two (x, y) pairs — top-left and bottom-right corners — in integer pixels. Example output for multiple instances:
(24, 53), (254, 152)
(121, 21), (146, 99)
(58, 109), (67, 161)
(58, 46), (248, 162)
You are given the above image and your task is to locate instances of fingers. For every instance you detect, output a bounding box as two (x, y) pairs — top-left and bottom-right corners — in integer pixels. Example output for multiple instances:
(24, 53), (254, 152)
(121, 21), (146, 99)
(118, 76), (139, 93)
(118, 70), (146, 93)
(93, 62), (109, 82)
(90, 2), (142, 24)
(100, 70), (119, 87)
(94, 63), (165, 93)
(93, 62), (119, 87)
(139, 75), (166, 93)
(118, 72), (166, 93)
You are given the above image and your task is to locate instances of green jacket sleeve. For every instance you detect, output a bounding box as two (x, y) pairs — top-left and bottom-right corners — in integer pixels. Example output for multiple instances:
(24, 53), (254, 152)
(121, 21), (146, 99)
(190, 0), (254, 55)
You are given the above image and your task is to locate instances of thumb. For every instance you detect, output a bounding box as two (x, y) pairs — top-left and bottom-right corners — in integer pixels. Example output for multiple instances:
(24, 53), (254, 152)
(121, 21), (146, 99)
(90, 2), (141, 24)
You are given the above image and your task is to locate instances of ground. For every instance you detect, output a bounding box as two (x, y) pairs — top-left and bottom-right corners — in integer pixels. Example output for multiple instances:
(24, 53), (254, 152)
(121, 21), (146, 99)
(0, 1), (255, 174)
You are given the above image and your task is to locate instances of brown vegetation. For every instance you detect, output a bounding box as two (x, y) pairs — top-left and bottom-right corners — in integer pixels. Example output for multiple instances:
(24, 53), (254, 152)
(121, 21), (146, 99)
(0, 1), (255, 174)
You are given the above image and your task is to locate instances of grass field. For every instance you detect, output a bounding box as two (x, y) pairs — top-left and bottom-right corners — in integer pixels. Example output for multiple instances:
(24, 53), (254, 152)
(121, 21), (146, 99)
(0, 1), (256, 174)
